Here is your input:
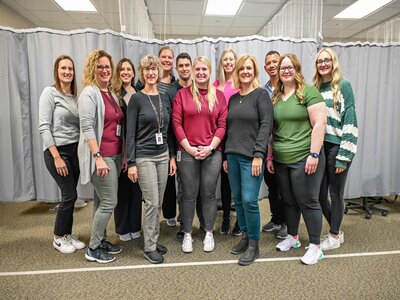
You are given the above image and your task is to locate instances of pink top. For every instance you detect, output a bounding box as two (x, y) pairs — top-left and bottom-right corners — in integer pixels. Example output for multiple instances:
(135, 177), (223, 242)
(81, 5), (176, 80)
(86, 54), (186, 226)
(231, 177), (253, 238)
(213, 80), (239, 103)
(172, 87), (227, 151)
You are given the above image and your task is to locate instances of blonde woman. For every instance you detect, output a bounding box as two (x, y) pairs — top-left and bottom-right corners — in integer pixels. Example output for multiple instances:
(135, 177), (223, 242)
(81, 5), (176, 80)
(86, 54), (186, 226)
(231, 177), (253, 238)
(224, 54), (273, 266)
(313, 48), (358, 250)
(78, 50), (123, 263)
(172, 56), (227, 254)
(268, 53), (327, 265)
(213, 48), (240, 235)
(126, 55), (176, 264)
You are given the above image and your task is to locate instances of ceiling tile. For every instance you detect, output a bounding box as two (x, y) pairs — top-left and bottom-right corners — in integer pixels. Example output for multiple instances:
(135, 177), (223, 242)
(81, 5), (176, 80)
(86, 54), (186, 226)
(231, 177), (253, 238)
(31, 11), (73, 23)
(170, 0), (205, 15)
(201, 16), (234, 27)
(67, 12), (107, 24)
(92, 0), (120, 13)
(239, 3), (278, 17)
(231, 16), (268, 27)
(13, 0), (60, 11)
(227, 26), (258, 37)
(199, 26), (229, 36)
(169, 25), (199, 35)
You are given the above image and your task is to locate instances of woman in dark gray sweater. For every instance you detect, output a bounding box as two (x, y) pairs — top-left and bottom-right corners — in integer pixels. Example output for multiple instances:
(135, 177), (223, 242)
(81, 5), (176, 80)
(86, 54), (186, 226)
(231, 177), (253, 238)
(224, 54), (273, 266)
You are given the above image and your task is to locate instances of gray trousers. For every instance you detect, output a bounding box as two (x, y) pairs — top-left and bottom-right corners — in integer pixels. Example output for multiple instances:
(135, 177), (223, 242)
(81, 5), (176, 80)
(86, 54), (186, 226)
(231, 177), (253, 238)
(136, 151), (169, 252)
(178, 150), (222, 233)
(90, 155), (121, 249)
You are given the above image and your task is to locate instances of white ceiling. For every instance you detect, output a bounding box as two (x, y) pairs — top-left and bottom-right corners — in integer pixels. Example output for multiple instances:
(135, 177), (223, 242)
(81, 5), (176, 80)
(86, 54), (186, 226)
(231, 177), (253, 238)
(1, 0), (400, 42)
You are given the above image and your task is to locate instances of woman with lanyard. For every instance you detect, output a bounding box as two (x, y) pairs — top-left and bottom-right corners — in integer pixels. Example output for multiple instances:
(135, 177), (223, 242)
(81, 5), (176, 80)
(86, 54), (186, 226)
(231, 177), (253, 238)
(113, 58), (143, 242)
(79, 50), (123, 264)
(126, 55), (176, 264)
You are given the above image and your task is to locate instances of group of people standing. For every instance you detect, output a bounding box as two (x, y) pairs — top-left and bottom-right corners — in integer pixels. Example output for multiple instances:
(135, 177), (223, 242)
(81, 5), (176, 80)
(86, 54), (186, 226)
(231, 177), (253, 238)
(39, 45), (357, 266)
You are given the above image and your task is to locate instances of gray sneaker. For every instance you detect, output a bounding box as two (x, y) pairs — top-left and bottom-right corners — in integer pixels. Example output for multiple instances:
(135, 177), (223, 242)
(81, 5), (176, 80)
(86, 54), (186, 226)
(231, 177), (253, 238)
(262, 221), (281, 232)
(144, 250), (164, 264)
(275, 224), (288, 239)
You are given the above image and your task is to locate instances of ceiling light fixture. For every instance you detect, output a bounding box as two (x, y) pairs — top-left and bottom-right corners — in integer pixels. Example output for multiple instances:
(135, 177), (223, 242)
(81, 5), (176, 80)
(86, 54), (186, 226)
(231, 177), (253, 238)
(54, 0), (97, 12)
(334, 0), (393, 19)
(205, 0), (243, 16)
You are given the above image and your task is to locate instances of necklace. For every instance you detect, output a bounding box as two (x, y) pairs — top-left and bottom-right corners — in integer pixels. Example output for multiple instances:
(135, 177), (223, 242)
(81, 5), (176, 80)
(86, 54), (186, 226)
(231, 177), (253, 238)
(239, 94), (247, 104)
(145, 93), (164, 132)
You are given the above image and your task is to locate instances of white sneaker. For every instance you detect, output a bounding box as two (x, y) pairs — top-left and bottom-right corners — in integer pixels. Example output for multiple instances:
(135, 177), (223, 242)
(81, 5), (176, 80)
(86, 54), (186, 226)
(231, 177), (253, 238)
(301, 244), (324, 265)
(203, 231), (215, 252)
(166, 218), (176, 227)
(130, 231), (141, 239)
(53, 236), (76, 253)
(276, 235), (301, 251)
(74, 199), (87, 208)
(119, 233), (132, 242)
(65, 234), (86, 250)
(321, 231), (344, 244)
(320, 233), (341, 250)
(182, 233), (193, 253)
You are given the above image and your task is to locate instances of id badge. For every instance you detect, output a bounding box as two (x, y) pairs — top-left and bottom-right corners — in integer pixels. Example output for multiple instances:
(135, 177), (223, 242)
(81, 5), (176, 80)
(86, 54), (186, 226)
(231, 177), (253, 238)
(116, 124), (122, 137)
(155, 132), (163, 145)
(177, 150), (181, 162)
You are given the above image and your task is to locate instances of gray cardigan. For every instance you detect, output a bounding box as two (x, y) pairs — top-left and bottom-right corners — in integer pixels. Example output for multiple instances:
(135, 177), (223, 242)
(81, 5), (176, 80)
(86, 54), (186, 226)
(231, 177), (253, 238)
(77, 85), (119, 185)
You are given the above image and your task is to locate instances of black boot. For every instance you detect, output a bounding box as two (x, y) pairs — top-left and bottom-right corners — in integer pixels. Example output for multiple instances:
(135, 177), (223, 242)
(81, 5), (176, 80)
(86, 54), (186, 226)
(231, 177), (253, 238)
(230, 232), (248, 255)
(238, 239), (259, 266)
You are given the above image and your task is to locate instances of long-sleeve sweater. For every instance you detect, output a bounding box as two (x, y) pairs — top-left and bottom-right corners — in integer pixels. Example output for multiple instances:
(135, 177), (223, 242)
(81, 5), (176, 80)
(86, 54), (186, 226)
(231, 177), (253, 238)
(38, 86), (79, 150)
(319, 80), (358, 169)
(225, 88), (273, 160)
(126, 91), (173, 167)
(172, 87), (227, 151)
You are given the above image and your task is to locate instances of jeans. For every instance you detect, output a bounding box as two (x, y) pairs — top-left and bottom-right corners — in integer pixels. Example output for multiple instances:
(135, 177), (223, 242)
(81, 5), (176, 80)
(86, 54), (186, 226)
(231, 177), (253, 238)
(178, 150), (222, 233)
(44, 143), (80, 237)
(136, 151), (169, 252)
(263, 168), (285, 225)
(274, 151), (325, 245)
(90, 155), (121, 249)
(227, 154), (264, 240)
(319, 142), (351, 235)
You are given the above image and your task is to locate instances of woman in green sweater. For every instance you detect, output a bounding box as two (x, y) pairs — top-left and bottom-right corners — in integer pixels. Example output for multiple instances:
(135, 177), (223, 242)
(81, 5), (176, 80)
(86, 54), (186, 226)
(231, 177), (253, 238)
(313, 48), (358, 251)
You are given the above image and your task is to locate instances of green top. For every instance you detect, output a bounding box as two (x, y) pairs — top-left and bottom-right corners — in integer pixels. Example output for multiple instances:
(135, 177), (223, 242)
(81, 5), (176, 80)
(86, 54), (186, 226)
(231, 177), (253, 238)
(273, 84), (324, 164)
(320, 79), (358, 169)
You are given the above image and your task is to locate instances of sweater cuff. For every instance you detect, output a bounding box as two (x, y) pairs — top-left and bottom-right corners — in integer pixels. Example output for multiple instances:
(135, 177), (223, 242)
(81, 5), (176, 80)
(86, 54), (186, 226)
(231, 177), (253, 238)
(253, 151), (265, 159)
(335, 159), (347, 169)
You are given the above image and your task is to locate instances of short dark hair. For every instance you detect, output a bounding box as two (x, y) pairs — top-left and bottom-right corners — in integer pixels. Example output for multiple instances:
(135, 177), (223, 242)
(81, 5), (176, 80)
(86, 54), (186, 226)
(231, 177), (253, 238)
(266, 50), (280, 58)
(176, 52), (192, 64)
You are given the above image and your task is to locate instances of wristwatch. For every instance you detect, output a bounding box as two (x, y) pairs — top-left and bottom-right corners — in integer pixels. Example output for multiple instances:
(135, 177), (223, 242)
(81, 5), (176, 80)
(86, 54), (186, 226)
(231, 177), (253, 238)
(93, 151), (102, 158)
(208, 145), (215, 153)
(310, 152), (319, 158)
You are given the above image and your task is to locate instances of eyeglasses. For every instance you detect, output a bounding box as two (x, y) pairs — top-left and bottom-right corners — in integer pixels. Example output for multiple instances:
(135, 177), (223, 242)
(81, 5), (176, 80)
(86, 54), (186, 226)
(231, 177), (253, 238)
(316, 58), (332, 65)
(96, 65), (111, 71)
(279, 65), (294, 72)
(144, 67), (158, 73)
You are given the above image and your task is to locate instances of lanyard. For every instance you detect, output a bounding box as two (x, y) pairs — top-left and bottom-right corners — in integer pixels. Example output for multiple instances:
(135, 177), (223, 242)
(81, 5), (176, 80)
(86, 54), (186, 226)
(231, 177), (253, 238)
(145, 93), (164, 133)
(101, 90), (121, 124)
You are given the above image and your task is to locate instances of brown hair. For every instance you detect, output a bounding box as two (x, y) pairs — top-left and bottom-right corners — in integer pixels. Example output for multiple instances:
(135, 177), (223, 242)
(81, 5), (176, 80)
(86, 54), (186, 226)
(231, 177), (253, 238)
(82, 49), (115, 88)
(53, 55), (77, 97)
(113, 58), (136, 105)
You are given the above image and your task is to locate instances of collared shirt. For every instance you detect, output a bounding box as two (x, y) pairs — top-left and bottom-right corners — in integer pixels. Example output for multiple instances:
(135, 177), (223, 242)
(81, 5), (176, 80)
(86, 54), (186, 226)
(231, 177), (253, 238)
(262, 80), (274, 98)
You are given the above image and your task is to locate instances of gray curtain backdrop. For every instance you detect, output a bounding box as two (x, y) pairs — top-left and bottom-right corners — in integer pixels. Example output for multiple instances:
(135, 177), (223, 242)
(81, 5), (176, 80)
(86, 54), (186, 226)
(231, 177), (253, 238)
(0, 27), (398, 202)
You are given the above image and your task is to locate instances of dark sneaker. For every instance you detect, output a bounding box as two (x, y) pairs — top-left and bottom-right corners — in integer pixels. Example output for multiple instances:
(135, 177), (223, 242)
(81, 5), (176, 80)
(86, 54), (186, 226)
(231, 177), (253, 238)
(220, 219), (230, 235)
(144, 250), (164, 264)
(100, 240), (122, 254)
(156, 243), (168, 255)
(262, 221), (281, 232)
(176, 228), (184, 240)
(275, 224), (288, 239)
(85, 247), (115, 263)
(232, 221), (242, 236)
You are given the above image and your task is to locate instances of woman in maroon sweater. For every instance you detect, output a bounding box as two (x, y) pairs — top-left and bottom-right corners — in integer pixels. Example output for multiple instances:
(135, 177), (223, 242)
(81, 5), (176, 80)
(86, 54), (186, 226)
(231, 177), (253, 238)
(172, 56), (227, 254)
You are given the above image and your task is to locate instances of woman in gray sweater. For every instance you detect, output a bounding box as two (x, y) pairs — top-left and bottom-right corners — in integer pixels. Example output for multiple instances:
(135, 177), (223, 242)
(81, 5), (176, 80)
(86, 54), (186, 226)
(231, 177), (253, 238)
(39, 55), (86, 254)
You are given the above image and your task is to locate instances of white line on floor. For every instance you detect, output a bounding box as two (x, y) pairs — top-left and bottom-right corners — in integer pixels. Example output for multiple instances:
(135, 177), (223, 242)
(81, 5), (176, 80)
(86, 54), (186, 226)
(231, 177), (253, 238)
(1, 250), (399, 277)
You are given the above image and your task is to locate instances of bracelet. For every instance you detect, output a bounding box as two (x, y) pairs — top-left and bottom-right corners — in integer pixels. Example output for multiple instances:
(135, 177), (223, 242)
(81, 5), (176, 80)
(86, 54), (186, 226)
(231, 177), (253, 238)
(267, 156), (274, 161)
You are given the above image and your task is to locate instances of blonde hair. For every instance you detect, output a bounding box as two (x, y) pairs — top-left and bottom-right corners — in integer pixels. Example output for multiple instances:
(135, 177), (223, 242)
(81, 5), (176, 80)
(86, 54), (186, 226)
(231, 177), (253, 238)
(82, 50), (114, 88)
(112, 58), (136, 105)
(217, 48), (238, 88)
(273, 53), (306, 105)
(137, 55), (163, 85)
(233, 54), (261, 90)
(190, 56), (217, 112)
(313, 48), (343, 111)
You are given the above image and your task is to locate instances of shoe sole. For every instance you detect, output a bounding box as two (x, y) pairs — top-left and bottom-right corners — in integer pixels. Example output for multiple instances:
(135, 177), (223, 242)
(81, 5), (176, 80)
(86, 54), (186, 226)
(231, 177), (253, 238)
(53, 243), (76, 254)
(275, 234), (288, 240)
(182, 248), (193, 253)
(203, 246), (214, 252)
(106, 248), (122, 255)
(72, 244), (86, 250)
(238, 253), (260, 266)
(230, 248), (248, 255)
(220, 230), (230, 235)
(300, 252), (324, 265)
(276, 241), (301, 252)
(232, 232), (242, 236)
(85, 253), (115, 263)
(321, 243), (340, 251)
(143, 253), (164, 264)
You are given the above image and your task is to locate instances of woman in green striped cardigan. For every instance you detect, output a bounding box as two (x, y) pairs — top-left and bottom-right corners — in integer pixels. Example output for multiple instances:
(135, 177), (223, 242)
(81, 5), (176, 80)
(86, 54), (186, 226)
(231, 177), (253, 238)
(313, 48), (358, 251)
